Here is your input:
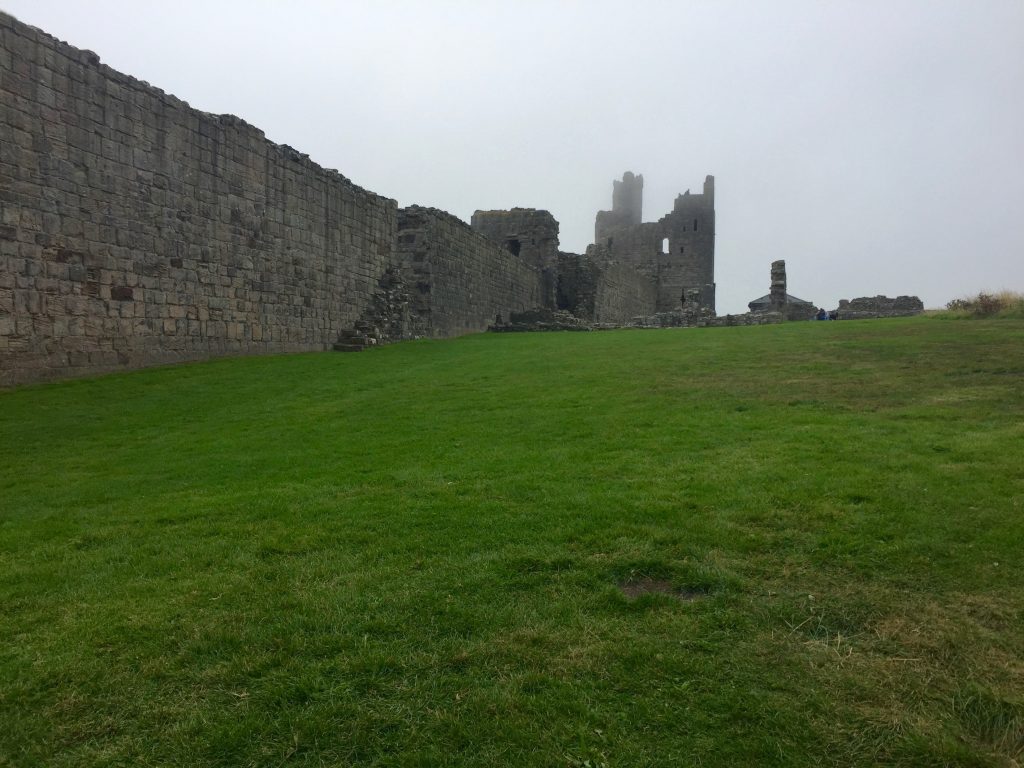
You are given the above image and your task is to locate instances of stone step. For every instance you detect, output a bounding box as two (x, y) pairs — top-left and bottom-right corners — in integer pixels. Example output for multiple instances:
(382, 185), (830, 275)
(338, 327), (375, 340)
(333, 342), (366, 352)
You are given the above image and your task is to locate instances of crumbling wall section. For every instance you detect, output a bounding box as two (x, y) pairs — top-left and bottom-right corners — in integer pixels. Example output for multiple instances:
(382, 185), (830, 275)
(0, 12), (399, 387)
(555, 252), (598, 318)
(470, 208), (559, 308)
(836, 296), (924, 319)
(397, 206), (543, 337)
(632, 310), (781, 328)
(592, 262), (660, 323)
(557, 248), (658, 324)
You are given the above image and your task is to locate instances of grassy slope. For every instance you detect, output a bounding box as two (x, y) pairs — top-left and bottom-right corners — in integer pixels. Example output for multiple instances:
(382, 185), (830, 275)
(1, 318), (1022, 767)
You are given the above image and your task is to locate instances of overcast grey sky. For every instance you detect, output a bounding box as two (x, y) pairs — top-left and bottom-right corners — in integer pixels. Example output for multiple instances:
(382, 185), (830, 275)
(5, 0), (1022, 312)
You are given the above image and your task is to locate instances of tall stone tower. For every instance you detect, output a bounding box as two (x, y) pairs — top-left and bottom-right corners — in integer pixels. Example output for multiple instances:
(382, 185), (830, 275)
(592, 172), (716, 314)
(660, 175), (716, 312)
(611, 171), (643, 226)
(595, 171), (644, 242)
(770, 260), (787, 308)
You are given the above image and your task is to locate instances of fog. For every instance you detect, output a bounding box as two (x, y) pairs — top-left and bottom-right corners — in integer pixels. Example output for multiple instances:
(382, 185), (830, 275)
(5, 0), (1022, 312)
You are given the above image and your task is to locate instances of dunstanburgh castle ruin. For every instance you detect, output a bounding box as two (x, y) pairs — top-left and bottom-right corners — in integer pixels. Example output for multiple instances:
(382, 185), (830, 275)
(0, 13), (921, 387)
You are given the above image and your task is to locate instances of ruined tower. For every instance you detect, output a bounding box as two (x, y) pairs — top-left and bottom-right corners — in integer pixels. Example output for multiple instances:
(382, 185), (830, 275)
(595, 172), (643, 241)
(747, 259), (815, 320)
(770, 260), (787, 308)
(591, 172), (716, 313)
(469, 209), (560, 308)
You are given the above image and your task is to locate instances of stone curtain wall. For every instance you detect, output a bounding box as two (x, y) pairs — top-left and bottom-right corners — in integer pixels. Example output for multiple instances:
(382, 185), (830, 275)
(0, 12), (398, 387)
(557, 250), (658, 324)
(470, 209), (560, 308)
(593, 260), (659, 323)
(397, 206), (543, 337)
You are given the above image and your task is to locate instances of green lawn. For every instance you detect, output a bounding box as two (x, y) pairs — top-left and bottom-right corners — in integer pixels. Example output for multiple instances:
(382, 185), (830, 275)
(1, 318), (1022, 767)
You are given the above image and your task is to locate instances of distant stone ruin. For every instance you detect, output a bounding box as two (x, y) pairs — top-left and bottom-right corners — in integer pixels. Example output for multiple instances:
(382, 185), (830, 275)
(592, 171), (717, 313)
(0, 12), (920, 387)
(833, 296), (924, 319)
(744, 262), (924, 322)
(484, 172), (718, 331)
(747, 261), (816, 321)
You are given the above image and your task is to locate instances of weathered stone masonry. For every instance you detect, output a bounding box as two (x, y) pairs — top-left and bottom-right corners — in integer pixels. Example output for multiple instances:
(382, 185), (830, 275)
(0, 12), (399, 386)
(834, 295), (924, 319)
(399, 206), (544, 338)
(470, 208), (559, 309)
(555, 248), (658, 325)
(594, 171), (716, 313)
(1, 13), (929, 386)
(0, 12), (719, 387)
(469, 206), (665, 326)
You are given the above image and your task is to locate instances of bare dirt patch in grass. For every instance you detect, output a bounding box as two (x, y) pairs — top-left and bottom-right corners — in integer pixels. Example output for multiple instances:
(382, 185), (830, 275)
(618, 578), (707, 602)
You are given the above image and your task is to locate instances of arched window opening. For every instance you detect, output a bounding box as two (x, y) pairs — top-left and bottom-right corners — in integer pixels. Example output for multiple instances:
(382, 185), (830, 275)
(661, 237), (669, 254)
(693, 218), (699, 231)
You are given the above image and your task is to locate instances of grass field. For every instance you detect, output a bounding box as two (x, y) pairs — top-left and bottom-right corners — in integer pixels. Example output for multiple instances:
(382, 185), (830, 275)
(2, 317), (1022, 767)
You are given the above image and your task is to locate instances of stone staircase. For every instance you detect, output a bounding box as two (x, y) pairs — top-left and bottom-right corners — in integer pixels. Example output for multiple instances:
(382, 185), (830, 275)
(333, 320), (379, 352)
